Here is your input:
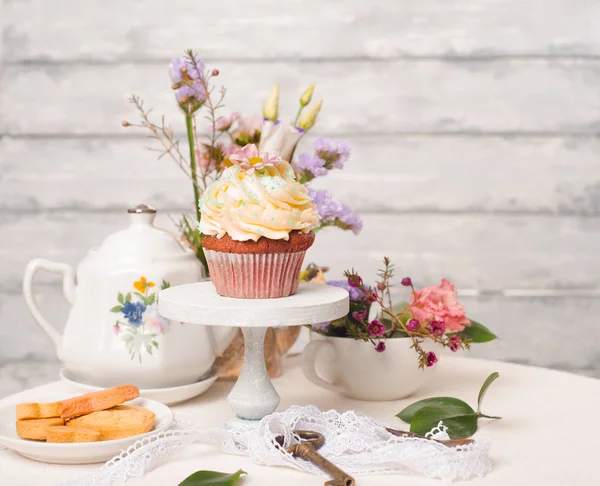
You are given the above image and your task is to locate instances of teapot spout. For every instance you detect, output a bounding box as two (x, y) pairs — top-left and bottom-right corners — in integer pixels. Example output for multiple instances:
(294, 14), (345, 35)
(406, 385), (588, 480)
(209, 326), (238, 356)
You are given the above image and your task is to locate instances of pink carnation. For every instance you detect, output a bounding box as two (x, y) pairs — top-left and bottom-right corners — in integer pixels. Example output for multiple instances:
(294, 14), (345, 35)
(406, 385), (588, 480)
(408, 279), (471, 332)
(228, 144), (281, 174)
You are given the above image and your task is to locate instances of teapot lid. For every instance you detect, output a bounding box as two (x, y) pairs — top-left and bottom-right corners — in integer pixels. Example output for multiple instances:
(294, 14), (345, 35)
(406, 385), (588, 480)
(94, 204), (195, 261)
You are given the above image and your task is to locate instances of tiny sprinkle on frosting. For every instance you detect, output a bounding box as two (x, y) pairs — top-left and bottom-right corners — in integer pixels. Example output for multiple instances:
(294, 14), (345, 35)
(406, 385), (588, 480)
(199, 148), (320, 242)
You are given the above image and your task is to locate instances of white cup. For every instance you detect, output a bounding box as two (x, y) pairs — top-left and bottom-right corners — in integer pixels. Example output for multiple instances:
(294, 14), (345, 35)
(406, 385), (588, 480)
(302, 333), (436, 401)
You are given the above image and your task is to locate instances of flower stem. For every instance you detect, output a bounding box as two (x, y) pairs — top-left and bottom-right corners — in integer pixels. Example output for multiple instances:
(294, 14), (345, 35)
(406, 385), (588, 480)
(293, 104), (304, 127)
(478, 413), (502, 420)
(185, 114), (202, 224)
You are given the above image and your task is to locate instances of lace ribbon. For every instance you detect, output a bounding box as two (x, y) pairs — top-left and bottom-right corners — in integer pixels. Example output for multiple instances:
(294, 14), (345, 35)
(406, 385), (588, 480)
(59, 406), (492, 485)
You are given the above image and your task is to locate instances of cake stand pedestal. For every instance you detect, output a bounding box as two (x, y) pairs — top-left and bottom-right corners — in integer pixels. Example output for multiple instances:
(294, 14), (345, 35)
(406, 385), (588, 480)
(158, 281), (348, 422)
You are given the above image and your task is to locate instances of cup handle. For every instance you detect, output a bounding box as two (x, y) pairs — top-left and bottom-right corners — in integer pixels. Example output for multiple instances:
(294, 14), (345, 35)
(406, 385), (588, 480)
(301, 340), (343, 394)
(23, 259), (76, 352)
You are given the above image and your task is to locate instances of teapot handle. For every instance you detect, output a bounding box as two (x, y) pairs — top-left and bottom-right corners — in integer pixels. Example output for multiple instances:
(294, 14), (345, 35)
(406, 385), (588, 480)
(23, 259), (76, 352)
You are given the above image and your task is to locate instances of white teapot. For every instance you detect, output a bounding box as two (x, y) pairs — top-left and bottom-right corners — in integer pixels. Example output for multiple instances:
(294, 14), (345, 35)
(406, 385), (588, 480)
(23, 204), (237, 389)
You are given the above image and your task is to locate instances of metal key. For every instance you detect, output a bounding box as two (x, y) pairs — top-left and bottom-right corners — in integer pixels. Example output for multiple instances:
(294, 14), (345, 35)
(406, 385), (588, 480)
(275, 430), (355, 486)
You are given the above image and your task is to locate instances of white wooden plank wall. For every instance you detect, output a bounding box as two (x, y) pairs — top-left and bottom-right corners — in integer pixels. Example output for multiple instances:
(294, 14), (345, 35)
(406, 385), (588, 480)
(1, 0), (599, 397)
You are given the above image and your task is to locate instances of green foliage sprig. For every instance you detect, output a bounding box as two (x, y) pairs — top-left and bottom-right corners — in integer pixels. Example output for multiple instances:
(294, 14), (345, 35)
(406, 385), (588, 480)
(397, 372), (501, 439)
(178, 469), (246, 486)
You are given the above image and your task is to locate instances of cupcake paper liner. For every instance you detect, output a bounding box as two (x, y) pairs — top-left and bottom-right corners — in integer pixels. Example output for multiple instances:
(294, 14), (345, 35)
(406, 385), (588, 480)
(204, 250), (306, 299)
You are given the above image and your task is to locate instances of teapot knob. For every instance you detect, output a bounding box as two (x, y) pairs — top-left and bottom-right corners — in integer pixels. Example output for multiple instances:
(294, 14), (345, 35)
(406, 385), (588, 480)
(128, 204), (157, 225)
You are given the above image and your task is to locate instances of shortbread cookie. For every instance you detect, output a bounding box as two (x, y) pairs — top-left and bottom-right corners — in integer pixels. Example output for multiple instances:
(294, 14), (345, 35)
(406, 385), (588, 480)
(46, 426), (101, 443)
(66, 405), (155, 441)
(16, 417), (65, 440)
(16, 401), (62, 420)
(60, 385), (140, 419)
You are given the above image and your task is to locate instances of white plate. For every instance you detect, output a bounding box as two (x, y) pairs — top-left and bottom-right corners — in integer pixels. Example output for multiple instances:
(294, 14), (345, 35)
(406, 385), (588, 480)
(0, 397), (173, 464)
(59, 368), (219, 406)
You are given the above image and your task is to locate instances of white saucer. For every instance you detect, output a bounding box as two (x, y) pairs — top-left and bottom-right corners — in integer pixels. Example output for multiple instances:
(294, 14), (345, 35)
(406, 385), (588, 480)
(0, 396), (173, 464)
(59, 368), (219, 406)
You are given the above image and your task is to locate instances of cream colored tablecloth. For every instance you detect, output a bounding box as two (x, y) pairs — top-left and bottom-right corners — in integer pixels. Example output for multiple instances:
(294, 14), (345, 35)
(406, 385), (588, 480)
(0, 356), (598, 486)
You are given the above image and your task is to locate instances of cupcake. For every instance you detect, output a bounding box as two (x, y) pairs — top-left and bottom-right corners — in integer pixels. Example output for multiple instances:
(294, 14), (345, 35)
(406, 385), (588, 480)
(199, 144), (320, 298)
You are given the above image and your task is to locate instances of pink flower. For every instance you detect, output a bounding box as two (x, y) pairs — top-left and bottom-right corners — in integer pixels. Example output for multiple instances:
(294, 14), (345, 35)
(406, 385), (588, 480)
(401, 277), (412, 287)
(113, 324), (120, 336)
(376, 281), (386, 291)
(429, 320), (446, 337)
(409, 279), (471, 332)
(368, 319), (385, 337)
(406, 318), (420, 331)
(364, 291), (377, 303)
(375, 341), (386, 353)
(425, 351), (438, 367)
(215, 112), (240, 131)
(228, 144), (281, 174)
(447, 335), (462, 352)
(237, 114), (263, 135)
(352, 310), (367, 322)
(347, 274), (362, 288)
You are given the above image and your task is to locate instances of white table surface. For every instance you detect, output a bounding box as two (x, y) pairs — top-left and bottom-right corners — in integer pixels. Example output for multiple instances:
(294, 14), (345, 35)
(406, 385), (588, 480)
(0, 356), (598, 486)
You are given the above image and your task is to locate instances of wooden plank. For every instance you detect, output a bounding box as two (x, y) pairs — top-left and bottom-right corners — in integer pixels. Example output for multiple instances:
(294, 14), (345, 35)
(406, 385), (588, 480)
(2, 135), (600, 214)
(3, 60), (600, 136)
(2, 211), (599, 291)
(3, 0), (600, 61)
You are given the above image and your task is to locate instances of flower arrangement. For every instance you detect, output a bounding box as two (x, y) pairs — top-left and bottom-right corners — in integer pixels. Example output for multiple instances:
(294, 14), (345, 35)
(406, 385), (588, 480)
(310, 258), (497, 368)
(122, 50), (362, 274)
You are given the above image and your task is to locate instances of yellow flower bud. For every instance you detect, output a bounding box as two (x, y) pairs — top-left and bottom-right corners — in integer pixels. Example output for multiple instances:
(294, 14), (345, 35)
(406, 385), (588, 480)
(297, 99), (323, 131)
(300, 83), (315, 107)
(263, 83), (279, 121)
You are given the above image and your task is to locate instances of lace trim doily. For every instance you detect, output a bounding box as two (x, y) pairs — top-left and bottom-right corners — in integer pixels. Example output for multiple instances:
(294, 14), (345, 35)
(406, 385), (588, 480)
(59, 405), (492, 486)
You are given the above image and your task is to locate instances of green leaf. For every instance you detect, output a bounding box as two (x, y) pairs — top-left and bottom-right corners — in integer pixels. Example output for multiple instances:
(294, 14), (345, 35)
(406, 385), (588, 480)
(457, 320), (498, 343)
(125, 292), (132, 302)
(179, 469), (247, 486)
(117, 292), (124, 305)
(477, 372), (500, 414)
(397, 397), (474, 423)
(161, 279), (171, 290)
(410, 405), (478, 439)
(146, 293), (156, 306)
(110, 305), (123, 313)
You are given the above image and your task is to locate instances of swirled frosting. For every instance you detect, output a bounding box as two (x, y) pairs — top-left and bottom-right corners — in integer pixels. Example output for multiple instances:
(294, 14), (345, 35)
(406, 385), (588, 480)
(199, 160), (320, 241)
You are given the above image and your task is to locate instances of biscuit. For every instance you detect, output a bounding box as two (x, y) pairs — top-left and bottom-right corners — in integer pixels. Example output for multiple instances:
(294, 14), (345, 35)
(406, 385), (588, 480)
(16, 401), (62, 420)
(46, 426), (101, 443)
(16, 417), (65, 440)
(66, 405), (155, 441)
(60, 385), (140, 419)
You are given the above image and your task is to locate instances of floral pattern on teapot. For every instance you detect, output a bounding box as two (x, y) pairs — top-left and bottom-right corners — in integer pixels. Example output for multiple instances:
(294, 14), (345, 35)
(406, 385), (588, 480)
(110, 276), (171, 362)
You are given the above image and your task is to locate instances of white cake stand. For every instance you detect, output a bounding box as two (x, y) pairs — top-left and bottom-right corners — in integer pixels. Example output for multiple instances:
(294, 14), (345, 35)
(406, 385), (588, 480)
(158, 281), (349, 422)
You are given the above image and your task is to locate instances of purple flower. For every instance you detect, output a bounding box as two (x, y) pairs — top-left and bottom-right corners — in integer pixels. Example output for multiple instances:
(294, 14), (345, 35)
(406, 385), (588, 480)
(352, 310), (367, 322)
(401, 277), (412, 287)
(447, 335), (462, 352)
(168, 55), (207, 106)
(311, 321), (330, 331)
(313, 138), (350, 169)
(121, 301), (146, 327)
(406, 318), (420, 331)
(294, 153), (327, 178)
(375, 341), (386, 353)
(368, 319), (385, 337)
(425, 351), (438, 367)
(326, 280), (365, 302)
(429, 320), (446, 337)
(308, 188), (363, 235)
